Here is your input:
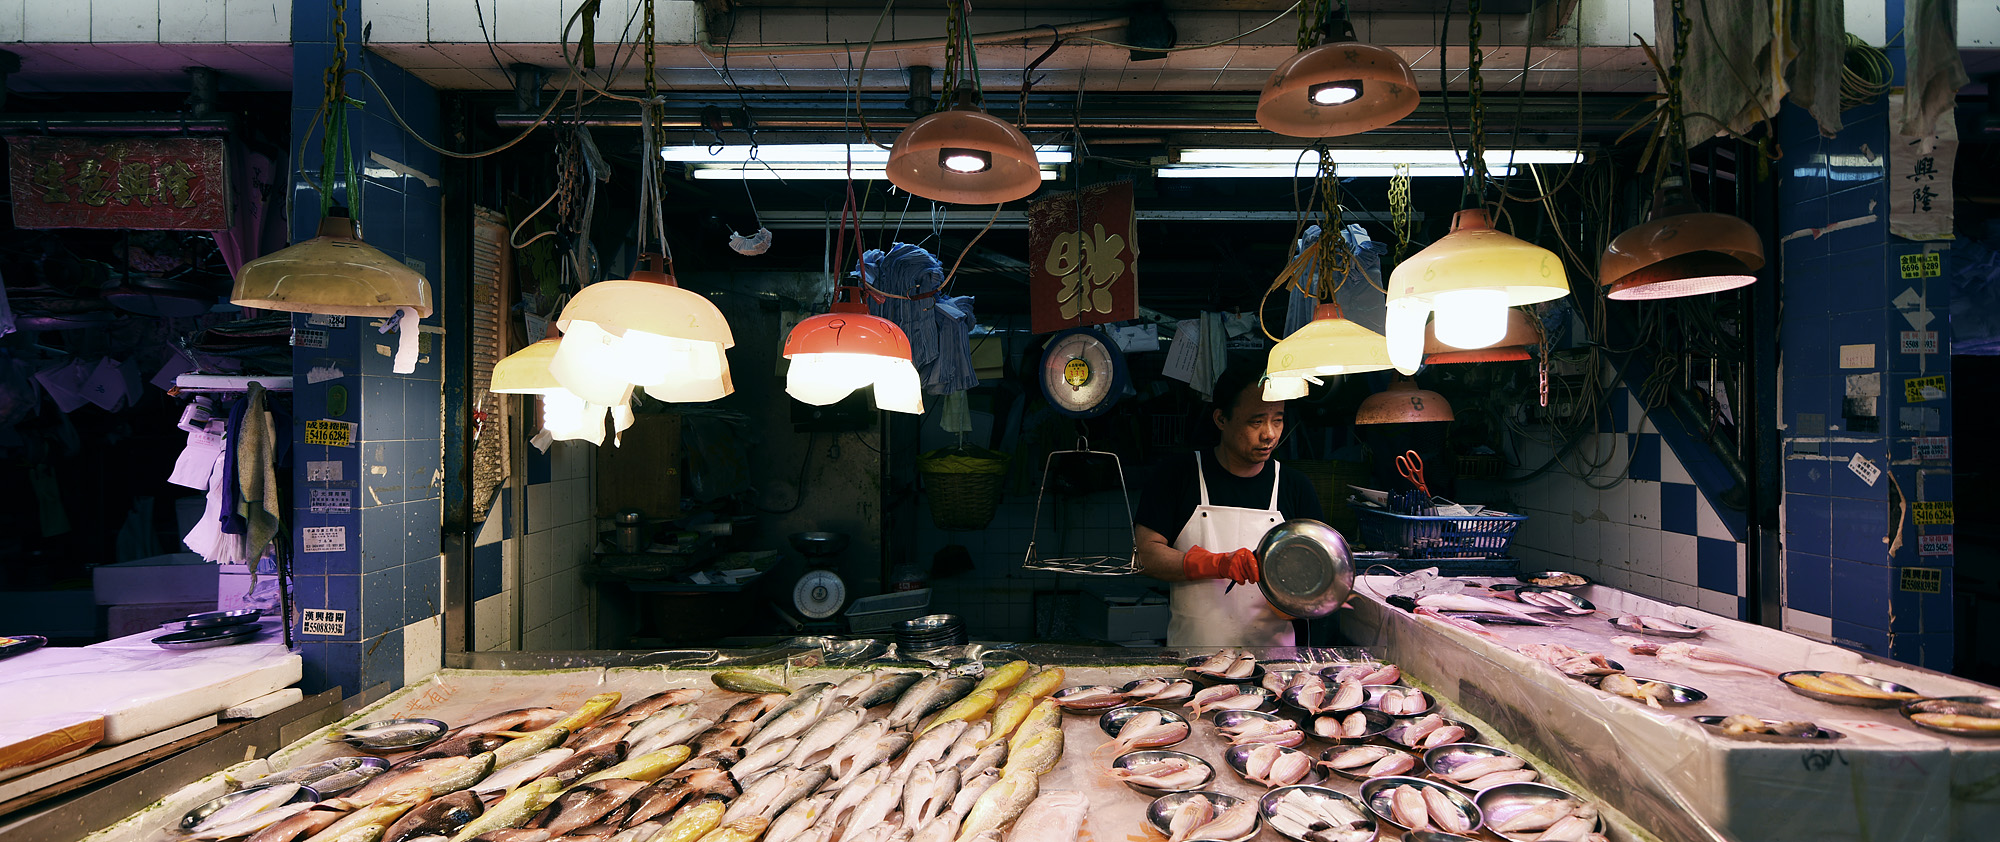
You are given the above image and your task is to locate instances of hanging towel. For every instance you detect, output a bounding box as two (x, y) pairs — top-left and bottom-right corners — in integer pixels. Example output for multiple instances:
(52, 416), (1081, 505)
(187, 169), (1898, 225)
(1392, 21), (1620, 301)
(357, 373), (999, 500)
(232, 383), (283, 556)
(1901, 0), (1971, 139)
(1785, 0), (1846, 137)
(864, 243), (980, 397)
(1660, 0), (1789, 148)
(927, 294), (979, 395)
(1284, 224), (1387, 338)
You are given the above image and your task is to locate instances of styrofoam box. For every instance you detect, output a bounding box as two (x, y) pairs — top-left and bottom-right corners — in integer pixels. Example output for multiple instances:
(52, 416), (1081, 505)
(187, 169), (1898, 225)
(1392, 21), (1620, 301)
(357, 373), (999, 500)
(1078, 589), (1169, 643)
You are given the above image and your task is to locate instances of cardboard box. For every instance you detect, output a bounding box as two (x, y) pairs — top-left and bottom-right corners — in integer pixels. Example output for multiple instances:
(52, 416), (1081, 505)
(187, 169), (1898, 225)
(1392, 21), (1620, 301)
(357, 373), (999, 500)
(1078, 589), (1169, 643)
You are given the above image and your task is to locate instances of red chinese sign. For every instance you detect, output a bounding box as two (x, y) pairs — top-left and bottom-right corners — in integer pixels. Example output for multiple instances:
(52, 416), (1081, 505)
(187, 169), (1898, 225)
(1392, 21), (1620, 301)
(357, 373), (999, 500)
(7, 136), (229, 230)
(1028, 180), (1139, 335)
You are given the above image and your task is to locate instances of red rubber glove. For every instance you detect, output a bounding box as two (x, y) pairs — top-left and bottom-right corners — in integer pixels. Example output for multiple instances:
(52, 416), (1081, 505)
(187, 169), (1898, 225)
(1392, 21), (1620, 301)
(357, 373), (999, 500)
(1184, 546), (1260, 585)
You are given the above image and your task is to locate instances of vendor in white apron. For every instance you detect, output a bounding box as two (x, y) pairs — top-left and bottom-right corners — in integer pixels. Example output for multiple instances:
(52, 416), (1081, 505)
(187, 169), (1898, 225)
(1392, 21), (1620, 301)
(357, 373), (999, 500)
(1133, 361), (1325, 647)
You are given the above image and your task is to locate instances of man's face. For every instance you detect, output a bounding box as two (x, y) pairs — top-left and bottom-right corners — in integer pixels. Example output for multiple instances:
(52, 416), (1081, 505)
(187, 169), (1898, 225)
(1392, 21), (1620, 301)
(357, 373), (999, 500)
(1214, 387), (1285, 466)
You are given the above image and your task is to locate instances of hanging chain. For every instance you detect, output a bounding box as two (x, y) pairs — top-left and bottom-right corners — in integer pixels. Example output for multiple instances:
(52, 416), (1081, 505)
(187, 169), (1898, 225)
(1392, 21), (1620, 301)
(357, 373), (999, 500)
(1661, 0), (1690, 192)
(1466, 0), (1488, 203)
(637, 0), (670, 264)
(1389, 162), (1412, 262)
(1296, 0), (1330, 51)
(941, 0), (964, 104)
(642, 0), (658, 100)
(316, 0), (358, 221)
(1315, 149), (1354, 300)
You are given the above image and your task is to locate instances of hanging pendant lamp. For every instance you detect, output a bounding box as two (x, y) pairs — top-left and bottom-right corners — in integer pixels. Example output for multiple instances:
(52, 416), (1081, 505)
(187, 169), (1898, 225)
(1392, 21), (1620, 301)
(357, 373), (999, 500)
(1256, 5), (1418, 137)
(1600, 177), (1764, 300)
(1270, 303), (1395, 379)
(783, 287), (924, 415)
(491, 328), (634, 445)
(233, 208), (432, 319)
(1386, 208), (1569, 372)
(1355, 375), (1455, 424)
(549, 254), (735, 405)
(886, 0), (1040, 204)
(1423, 307), (1539, 364)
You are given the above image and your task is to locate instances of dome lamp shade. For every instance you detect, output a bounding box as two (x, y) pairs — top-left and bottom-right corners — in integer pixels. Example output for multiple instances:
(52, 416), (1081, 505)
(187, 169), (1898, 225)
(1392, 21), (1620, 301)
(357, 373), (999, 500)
(1600, 179), (1765, 301)
(1355, 375), (1455, 425)
(1266, 302), (1395, 382)
(1423, 307), (1539, 364)
(887, 105), (1042, 205)
(783, 290), (923, 415)
(549, 254), (736, 406)
(231, 210), (433, 318)
(1257, 41), (1421, 138)
(1385, 208), (1569, 372)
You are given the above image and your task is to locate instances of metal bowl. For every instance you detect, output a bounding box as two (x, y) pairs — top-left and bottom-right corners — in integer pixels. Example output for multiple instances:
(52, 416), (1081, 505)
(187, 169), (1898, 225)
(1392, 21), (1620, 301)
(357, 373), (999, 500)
(1423, 743), (1537, 791)
(1319, 745), (1421, 782)
(1780, 670), (1925, 708)
(789, 531), (850, 557)
(1147, 791), (1258, 842)
(163, 608), (262, 632)
(1184, 655), (1265, 686)
(895, 614), (962, 634)
(1051, 685), (1128, 712)
(1515, 571), (1591, 588)
(1210, 708), (1291, 733)
(1121, 677), (1198, 705)
(1259, 785), (1377, 842)
(180, 784), (320, 832)
(1386, 718), (1481, 750)
(1223, 743), (1324, 788)
(1899, 695), (2000, 737)
(1362, 685), (1437, 718)
(1112, 749), (1216, 796)
(1691, 716), (1844, 742)
(338, 718), (450, 754)
(1256, 518), (1355, 620)
(1599, 676), (1707, 705)
(153, 624), (261, 650)
(1100, 705), (1192, 749)
(243, 756), (389, 794)
(1474, 782), (1601, 842)
(1310, 709), (1395, 744)
(1359, 776), (1483, 834)
(1280, 678), (1363, 717)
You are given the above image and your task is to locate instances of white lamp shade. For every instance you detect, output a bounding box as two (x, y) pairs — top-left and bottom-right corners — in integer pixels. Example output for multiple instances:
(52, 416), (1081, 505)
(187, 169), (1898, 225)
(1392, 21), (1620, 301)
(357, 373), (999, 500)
(1385, 298), (1431, 375)
(1432, 288), (1510, 349)
(547, 320), (644, 405)
(542, 389), (618, 445)
(786, 353), (925, 415)
(644, 363), (735, 403)
(1262, 375), (1312, 401)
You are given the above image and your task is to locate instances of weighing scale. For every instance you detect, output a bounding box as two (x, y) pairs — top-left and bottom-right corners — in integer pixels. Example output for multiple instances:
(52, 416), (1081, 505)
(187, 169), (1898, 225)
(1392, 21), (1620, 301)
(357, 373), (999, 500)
(1039, 327), (1128, 419)
(768, 531), (851, 633)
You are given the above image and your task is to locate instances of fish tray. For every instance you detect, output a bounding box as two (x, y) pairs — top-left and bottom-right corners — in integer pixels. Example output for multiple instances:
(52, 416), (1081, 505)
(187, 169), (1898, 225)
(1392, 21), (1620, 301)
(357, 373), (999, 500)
(1353, 508), (1525, 560)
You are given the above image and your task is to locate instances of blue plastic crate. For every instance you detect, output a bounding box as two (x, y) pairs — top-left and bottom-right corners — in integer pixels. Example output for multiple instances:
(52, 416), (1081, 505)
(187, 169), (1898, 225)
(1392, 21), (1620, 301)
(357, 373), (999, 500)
(1353, 506), (1526, 559)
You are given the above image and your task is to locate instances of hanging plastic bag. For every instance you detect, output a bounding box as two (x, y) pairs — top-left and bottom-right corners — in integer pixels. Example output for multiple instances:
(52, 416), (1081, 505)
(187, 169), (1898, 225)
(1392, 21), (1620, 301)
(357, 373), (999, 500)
(729, 227), (773, 256)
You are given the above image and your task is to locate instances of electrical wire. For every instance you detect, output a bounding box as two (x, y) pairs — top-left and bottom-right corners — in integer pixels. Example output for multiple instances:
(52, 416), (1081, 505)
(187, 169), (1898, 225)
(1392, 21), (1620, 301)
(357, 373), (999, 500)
(349, 68), (577, 159)
(1067, 2), (1303, 51)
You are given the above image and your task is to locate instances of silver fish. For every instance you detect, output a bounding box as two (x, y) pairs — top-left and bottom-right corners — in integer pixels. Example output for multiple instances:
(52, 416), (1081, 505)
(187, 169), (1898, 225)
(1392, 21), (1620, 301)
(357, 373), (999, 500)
(887, 673), (978, 729)
(730, 738), (800, 784)
(901, 763), (959, 830)
(750, 684), (833, 734)
(693, 721), (757, 756)
(955, 740), (1006, 780)
(473, 748), (576, 797)
(767, 792), (836, 841)
(529, 780), (645, 836)
(629, 718), (714, 758)
(625, 705), (699, 745)
(832, 671), (880, 702)
(780, 707), (865, 768)
(728, 765), (829, 824)
(891, 720), (966, 784)
(745, 691), (835, 754)
(950, 770), (998, 817)
(720, 694), (788, 723)
(938, 721), (990, 771)
(831, 733), (912, 789)
(839, 777), (906, 842)
(611, 690), (704, 725)
(856, 671), (924, 709)
(191, 794), (313, 841)
(824, 764), (891, 826)
(908, 813), (960, 842)
(1004, 791), (1087, 842)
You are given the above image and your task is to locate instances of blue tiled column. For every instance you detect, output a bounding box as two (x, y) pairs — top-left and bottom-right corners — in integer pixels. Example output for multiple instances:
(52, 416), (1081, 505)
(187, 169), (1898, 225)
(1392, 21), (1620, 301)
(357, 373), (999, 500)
(1776, 97), (1954, 669)
(288, 0), (449, 695)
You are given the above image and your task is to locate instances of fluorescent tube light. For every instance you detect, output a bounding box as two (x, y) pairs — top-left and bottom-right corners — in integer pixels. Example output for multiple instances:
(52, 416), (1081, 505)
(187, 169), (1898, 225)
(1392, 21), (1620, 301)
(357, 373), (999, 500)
(1175, 148), (1582, 166)
(1157, 164), (1514, 178)
(691, 167), (1060, 181)
(664, 143), (1072, 165)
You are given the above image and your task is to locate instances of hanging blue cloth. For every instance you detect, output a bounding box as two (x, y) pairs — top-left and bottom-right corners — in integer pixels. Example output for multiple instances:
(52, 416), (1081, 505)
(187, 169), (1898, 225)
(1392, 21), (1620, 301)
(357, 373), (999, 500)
(863, 243), (980, 396)
(1283, 224), (1387, 338)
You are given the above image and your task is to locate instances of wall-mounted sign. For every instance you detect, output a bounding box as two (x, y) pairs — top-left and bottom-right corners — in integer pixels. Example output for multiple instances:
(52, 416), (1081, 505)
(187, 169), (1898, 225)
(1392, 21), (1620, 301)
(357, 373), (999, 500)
(1903, 375), (1946, 402)
(301, 609), (346, 636)
(1913, 501), (1954, 525)
(1898, 567), (1942, 594)
(305, 419), (356, 447)
(1918, 534), (1953, 556)
(1028, 181), (1139, 334)
(5, 136), (229, 229)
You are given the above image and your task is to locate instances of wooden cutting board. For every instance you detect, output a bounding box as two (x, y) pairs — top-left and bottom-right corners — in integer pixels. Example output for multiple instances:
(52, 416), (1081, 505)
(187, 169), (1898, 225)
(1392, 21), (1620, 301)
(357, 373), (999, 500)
(0, 717), (104, 778)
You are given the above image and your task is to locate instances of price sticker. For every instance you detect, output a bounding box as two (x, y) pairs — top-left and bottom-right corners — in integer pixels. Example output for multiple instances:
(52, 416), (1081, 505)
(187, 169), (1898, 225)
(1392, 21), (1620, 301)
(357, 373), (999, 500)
(1919, 534), (1953, 556)
(292, 329), (329, 349)
(306, 460), (345, 481)
(1899, 331), (1938, 354)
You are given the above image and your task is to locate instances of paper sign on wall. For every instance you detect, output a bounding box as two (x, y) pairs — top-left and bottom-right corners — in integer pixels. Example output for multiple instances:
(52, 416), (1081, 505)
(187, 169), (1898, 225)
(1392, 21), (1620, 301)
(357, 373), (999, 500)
(302, 526), (347, 552)
(1847, 452), (1882, 486)
(306, 420), (355, 447)
(306, 460), (345, 481)
(1919, 534), (1954, 556)
(1897, 253), (1943, 278)
(1914, 501), (1954, 525)
(1899, 567), (1942, 593)
(1913, 437), (1950, 460)
(293, 329), (329, 349)
(1904, 375), (1946, 402)
(1899, 331), (1938, 353)
(309, 488), (352, 514)
(301, 609), (346, 636)
(1888, 93), (1956, 241)
(1838, 344), (1874, 368)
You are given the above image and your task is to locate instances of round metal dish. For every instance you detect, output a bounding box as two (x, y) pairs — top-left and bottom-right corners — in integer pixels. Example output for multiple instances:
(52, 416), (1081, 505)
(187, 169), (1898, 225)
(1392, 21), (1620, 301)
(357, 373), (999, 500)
(153, 624), (261, 650)
(244, 756), (390, 793)
(1512, 586), (1594, 612)
(1362, 685), (1437, 718)
(1423, 743), (1536, 791)
(1184, 655), (1265, 686)
(1359, 776), (1482, 834)
(1259, 785), (1377, 842)
(1606, 615), (1706, 638)
(1310, 709), (1395, 744)
(1474, 782), (1600, 842)
(1405, 834), (1479, 842)
(1320, 745), (1421, 782)
(1211, 708), (1291, 732)
(1256, 519), (1355, 620)
(1112, 749), (1215, 796)
(1780, 670), (1924, 708)
(1899, 695), (2000, 737)
(1515, 571), (1591, 588)
(1121, 677), (1198, 705)
(339, 718), (449, 754)
(1100, 705), (1191, 749)
(1222, 743), (1324, 788)
(1606, 676), (1707, 705)
(1191, 685), (1278, 719)
(1691, 716), (1844, 742)
(1386, 718), (1481, 750)
(180, 784), (319, 832)
(1279, 678), (1362, 717)
(1147, 791), (1258, 842)
(895, 614), (960, 634)
(163, 609), (262, 632)
(1051, 685), (1128, 712)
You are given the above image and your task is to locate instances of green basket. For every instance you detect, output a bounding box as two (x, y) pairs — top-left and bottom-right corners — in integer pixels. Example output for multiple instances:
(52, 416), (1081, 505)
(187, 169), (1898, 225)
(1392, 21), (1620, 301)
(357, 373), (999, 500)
(919, 446), (1011, 531)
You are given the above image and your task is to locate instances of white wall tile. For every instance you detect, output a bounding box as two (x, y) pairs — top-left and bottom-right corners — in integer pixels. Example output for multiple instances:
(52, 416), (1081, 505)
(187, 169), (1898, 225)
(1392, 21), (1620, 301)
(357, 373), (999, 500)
(524, 528), (554, 582)
(1660, 532), (1699, 585)
(160, 0), (224, 41)
(402, 614), (442, 684)
(365, 0), (428, 45)
(1571, 519), (1601, 564)
(1784, 608), (1833, 639)
(24, 2), (89, 39)
(1597, 565), (1631, 590)
(528, 482), (554, 533)
(1600, 521), (1630, 568)
(560, 478), (590, 525)
(1625, 481), (1660, 529)
(474, 592), (513, 650)
(91, 0), (157, 41)
(521, 622), (555, 650)
(1695, 495), (1731, 540)
(1626, 526), (1660, 573)
(0, 3), (20, 40)
(1661, 447), (1693, 484)
(1696, 588), (1738, 617)
(524, 579), (558, 629)
(554, 522), (589, 568)
(1627, 572), (1665, 601)
(223, 0), (287, 41)
(1660, 580), (1698, 607)
(502, 537), (519, 592)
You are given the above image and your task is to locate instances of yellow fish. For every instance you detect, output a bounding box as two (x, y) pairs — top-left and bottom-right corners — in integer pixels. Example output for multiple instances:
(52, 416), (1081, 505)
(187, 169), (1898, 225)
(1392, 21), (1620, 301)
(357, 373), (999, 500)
(577, 745), (691, 784)
(652, 796), (727, 842)
(1005, 698), (1061, 756)
(923, 689), (1000, 735)
(970, 661), (1033, 697)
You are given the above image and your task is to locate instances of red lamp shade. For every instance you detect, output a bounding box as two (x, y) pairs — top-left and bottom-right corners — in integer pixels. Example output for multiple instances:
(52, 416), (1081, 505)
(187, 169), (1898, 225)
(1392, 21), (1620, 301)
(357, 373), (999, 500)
(1256, 42), (1421, 138)
(782, 299), (923, 414)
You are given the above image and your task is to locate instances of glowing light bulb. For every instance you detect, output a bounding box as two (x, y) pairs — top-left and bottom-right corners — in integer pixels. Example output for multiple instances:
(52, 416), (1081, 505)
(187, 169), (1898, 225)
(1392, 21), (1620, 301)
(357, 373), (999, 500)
(1309, 80), (1363, 106)
(1385, 298), (1430, 375)
(938, 148), (992, 174)
(1432, 289), (1510, 349)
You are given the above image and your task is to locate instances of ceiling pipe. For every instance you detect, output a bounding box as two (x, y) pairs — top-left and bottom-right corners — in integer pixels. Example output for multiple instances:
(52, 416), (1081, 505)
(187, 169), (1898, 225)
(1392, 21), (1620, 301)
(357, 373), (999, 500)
(696, 13), (1130, 57)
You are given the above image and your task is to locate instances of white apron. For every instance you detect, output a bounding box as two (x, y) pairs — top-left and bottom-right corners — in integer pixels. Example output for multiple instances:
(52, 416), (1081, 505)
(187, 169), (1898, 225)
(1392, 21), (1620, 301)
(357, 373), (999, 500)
(1166, 453), (1295, 648)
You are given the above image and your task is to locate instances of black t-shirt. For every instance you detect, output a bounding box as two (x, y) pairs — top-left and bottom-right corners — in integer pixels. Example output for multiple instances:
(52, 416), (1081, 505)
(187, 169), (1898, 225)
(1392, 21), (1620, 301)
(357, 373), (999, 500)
(1133, 450), (1325, 546)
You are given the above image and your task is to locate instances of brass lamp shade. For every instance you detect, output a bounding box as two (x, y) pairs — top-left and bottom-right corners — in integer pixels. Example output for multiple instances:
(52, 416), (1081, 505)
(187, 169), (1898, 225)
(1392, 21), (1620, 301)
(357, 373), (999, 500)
(1355, 376), (1455, 424)
(1424, 307), (1537, 364)
(491, 337), (562, 393)
(1268, 303), (1395, 378)
(886, 107), (1042, 204)
(1600, 207), (1765, 301)
(232, 214), (433, 317)
(1256, 42), (1420, 138)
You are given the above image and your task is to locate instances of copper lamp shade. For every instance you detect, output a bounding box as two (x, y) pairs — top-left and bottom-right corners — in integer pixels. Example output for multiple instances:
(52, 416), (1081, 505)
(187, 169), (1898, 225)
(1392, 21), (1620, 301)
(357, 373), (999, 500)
(232, 213), (433, 317)
(1256, 42), (1420, 138)
(887, 107), (1042, 204)
(1423, 307), (1538, 364)
(1600, 190), (1765, 300)
(1355, 376), (1455, 424)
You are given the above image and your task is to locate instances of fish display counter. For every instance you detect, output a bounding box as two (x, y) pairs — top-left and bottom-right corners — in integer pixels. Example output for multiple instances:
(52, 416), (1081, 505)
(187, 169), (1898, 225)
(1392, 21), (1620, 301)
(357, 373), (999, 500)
(85, 645), (1663, 842)
(1339, 575), (2000, 842)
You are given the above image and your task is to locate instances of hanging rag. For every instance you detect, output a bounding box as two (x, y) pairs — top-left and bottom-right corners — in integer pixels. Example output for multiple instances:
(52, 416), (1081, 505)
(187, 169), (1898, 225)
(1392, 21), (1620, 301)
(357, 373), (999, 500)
(184, 450), (248, 563)
(729, 227), (774, 255)
(1785, 0), (1846, 137)
(1189, 312), (1229, 400)
(863, 243), (980, 397)
(1660, 0), (1789, 148)
(386, 307), (422, 374)
(927, 294), (979, 395)
(1901, 0), (1971, 140)
(1283, 224), (1386, 338)
(231, 383), (284, 556)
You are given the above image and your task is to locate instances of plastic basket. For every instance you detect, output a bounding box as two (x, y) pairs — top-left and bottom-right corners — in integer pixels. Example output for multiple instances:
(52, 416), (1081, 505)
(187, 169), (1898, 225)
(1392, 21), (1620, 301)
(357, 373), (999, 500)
(918, 447), (1009, 531)
(1353, 506), (1526, 559)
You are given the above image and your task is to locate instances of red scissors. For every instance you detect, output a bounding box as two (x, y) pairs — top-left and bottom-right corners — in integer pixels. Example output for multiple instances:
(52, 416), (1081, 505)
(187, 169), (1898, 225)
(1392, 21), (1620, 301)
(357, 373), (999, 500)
(1397, 450), (1431, 498)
